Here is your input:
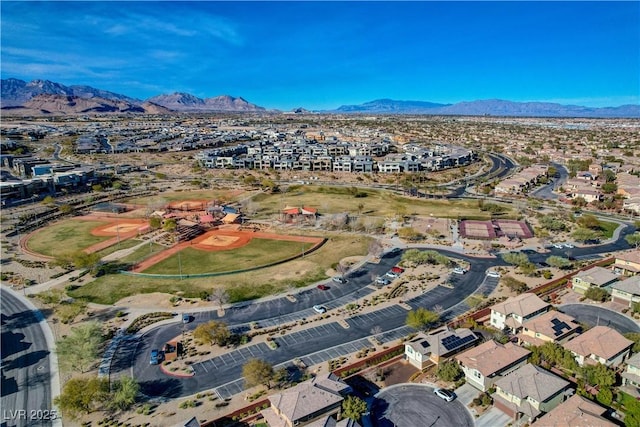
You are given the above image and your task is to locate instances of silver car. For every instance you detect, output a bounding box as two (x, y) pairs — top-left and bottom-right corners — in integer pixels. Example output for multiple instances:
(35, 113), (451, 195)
(434, 388), (455, 402)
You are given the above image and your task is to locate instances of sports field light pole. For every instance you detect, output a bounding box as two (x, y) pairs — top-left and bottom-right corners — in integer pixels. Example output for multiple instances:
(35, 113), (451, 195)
(175, 232), (183, 280)
(113, 207), (121, 249)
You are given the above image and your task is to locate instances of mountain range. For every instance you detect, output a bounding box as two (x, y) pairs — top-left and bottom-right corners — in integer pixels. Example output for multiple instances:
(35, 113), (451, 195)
(1, 78), (638, 118)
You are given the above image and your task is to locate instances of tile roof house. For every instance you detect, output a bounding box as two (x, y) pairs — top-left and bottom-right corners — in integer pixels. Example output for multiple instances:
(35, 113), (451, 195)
(571, 266), (619, 294)
(563, 326), (633, 367)
(611, 276), (640, 308)
(612, 250), (640, 276)
(518, 310), (581, 347)
(404, 328), (479, 369)
(532, 394), (616, 427)
(261, 374), (351, 427)
(622, 352), (640, 388)
(489, 293), (551, 334)
(455, 340), (531, 392)
(492, 363), (571, 423)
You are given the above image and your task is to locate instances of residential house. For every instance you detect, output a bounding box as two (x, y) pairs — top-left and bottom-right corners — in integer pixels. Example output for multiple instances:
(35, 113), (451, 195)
(492, 363), (571, 423)
(571, 266), (619, 294)
(404, 328), (479, 369)
(612, 250), (640, 276)
(532, 394), (617, 427)
(611, 275), (640, 308)
(518, 310), (581, 347)
(261, 373), (351, 427)
(563, 325), (633, 367)
(455, 340), (531, 392)
(622, 352), (640, 388)
(489, 293), (551, 334)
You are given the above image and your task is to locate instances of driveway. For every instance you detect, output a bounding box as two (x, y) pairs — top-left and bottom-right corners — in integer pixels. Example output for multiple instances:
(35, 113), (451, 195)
(370, 383), (474, 427)
(475, 407), (513, 427)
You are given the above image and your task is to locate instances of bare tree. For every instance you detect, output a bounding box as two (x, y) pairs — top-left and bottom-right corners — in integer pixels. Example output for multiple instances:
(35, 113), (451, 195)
(211, 288), (229, 310)
(368, 239), (384, 258)
(336, 262), (349, 278)
(370, 325), (382, 336)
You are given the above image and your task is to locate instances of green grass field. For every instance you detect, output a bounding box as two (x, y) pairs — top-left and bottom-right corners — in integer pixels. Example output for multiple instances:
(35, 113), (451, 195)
(598, 219), (619, 239)
(27, 220), (111, 257)
(141, 238), (316, 275)
(68, 233), (371, 304)
(251, 185), (514, 219)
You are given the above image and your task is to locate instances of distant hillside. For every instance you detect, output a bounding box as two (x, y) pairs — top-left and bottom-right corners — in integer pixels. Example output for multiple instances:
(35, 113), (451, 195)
(1, 94), (169, 115)
(334, 99), (450, 113)
(1, 78), (267, 113)
(329, 98), (640, 118)
(1, 78), (139, 107)
(146, 92), (266, 112)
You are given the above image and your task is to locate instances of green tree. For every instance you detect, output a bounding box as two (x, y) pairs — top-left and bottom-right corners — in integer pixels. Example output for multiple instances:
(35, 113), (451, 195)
(501, 276), (528, 294)
(405, 308), (440, 330)
(436, 360), (463, 382)
(501, 252), (530, 267)
(626, 233), (640, 249)
(57, 321), (105, 373)
(163, 218), (177, 232)
(624, 333), (640, 353)
(54, 376), (109, 420)
(59, 204), (74, 214)
(192, 321), (230, 346)
(584, 287), (609, 302)
(546, 256), (573, 269)
(601, 182), (618, 194)
(42, 195), (55, 205)
(108, 376), (139, 411)
(341, 395), (367, 421)
(572, 227), (599, 243)
(149, 216), (162, 229)
(91, 184), (103, 192)
(242, 358), (274, 389)
(577, 215), (601, 230)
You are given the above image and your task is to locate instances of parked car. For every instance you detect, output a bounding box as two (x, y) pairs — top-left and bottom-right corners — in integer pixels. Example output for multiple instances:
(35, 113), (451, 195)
(386, 271), (399, 279)
(434, 388), (455, 402)
(182, 314), (191, 324)
(486, 270), (500, 278)
(150, 349), (162, 365)
(317, 284), (329, 291)
(332, 276), (347, 284)
(552, 243), (564, 249)
(376, 277), (390, 285)
(563, 243), (575, 248)
(390, 266), (405, 274)
(452, 267), (466, 275)
(313, 305), (327, 314)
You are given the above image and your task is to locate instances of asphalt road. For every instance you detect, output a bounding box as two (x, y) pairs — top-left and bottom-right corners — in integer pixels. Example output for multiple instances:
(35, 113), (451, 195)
(1, 289), (55, 427)
(531, 162), (568, 200)
(559, 304), (640, 334)
(371, 384), (474, 427)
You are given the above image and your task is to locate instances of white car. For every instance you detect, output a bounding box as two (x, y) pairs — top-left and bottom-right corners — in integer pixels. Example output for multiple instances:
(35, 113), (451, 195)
(552, 243), (564, 249)
(486, 270), (500, 278)
(376, 277), (390, 285)
(452, 267), (466, 275)
(563, 243), (575, 248)
(313, 305), (327, 314)
(434, 388), (455, 402)
(385, 271), (399, 279)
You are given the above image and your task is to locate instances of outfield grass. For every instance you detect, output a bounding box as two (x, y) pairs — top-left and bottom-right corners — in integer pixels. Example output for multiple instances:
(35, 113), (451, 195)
(27, 220), (111, 257)
(93, 239), (140, 258)
(68, 233), (371, 305)
(141, 238), (316, 275)
(252, 185), (514, 219)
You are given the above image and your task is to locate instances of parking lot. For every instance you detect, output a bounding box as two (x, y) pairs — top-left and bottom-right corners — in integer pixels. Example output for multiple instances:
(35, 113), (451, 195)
(192, 342), (271, 375)
(275, 322), (347, 347)
(345, 305), (410, 330)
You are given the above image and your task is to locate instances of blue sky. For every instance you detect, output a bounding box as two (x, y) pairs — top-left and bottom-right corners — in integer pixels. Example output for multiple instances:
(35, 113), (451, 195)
(2, 1), (638, 110)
